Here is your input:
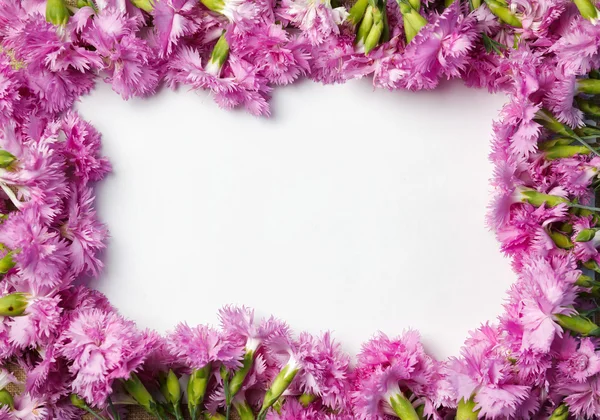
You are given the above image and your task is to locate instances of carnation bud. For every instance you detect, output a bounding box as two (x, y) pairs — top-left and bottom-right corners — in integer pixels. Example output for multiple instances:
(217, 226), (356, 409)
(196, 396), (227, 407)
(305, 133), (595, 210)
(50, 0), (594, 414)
(584, 259), (600, 273)
(187, 364), (212, 420)
(389, 392), (420, 420)
(206, 33), (229, 76)
(46, 0), (70, 25)
(456, 397), (479, 420)
(548, 404), (569, 420)
(356, 5), (374, 45)
(575, 228), (598, 242)
(298, 393), (317, 407)
(130, 0), (154, 12)
(348, 0), (370, 26)
(0, 151), (16, 169)
(518, 188), (569, 208)
(257, 361), (300, 420)
(123, 373), (162, 416)
(363, 6), (387, 54)
(0, 389), (13, 410)
(398, 0), (427, 42)
(483, 0), (522, 27)
(69, 394), (87, 410)
(577, 98), (600, 117)
(555, 313), (600, 336)
(159, 370), (181, 406)
(576, 274), (596, 287)
(0, 293), (28, 316)
(577, 78), (600, 95)
(549, 230), (574, 250)
(204, 413), (226, 420)
(0, 251), (16, 275)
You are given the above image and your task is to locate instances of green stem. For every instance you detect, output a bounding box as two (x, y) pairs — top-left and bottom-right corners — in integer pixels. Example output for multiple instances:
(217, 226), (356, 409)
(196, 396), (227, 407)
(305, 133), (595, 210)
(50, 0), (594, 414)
(569, 203), (600, 212)
(82, 406), (109, 420)
(389, 393), (420, 420)
(108, 396), (121, 420)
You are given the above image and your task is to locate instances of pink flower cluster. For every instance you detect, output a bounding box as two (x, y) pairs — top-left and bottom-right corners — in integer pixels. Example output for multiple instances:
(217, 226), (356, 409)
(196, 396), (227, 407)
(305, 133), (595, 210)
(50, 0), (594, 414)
(2, 0), (600, 418)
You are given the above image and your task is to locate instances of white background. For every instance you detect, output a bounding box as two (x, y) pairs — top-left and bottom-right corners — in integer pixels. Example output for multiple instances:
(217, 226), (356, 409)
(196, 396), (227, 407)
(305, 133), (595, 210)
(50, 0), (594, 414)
(77, 79), (514, 360)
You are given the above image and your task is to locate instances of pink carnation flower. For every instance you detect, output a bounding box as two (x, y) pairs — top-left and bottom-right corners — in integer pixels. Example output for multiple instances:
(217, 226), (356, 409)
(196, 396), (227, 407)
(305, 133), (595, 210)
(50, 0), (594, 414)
(152, 0), (201, 57)
(167, 322), (243, 370)
(58, 308), (157, 407)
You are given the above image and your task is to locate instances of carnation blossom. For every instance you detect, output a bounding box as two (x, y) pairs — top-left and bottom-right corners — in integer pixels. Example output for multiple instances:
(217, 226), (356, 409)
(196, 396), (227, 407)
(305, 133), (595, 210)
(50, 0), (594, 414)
(58, 308), (157, 406)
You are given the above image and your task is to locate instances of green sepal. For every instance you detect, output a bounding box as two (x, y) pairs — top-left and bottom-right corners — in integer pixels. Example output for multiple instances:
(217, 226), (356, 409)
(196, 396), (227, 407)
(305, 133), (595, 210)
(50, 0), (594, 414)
(578, 78), (600, 94)
(160, 369), (181, 408)
(576, 274), (596, 288)
(0, 251), (16, 275)
(0, 389), (13, 410)
(0, 150), (16, 169)
(555, 313), (600, 336)
(356, 5), (374, 44)
(519, 189), (569, 208)
(544, 144), (591, 160)
(258, 364), (300, 419)
(456, 397), (479, 420)
(364, 6), (385, 54)
(549, 230), (574, 250)
(122, 373), (162, 417)
(534, 109), (576, 138)
(46, 0), (70, 25)
(389, 393), (420, 420)
(348, 0), (370, 26)
(234, 400), (256, 420)
(130, 0), (154, 12)
(0, 293), (28, 316)
(573, 0), (599, 21)
(298, 393), (317, 407)
(229, 350), (255, 398)
(208, 32), (230, 73)
(484, 0), (522, 27)
(575, 228), (598, 242)
(539, 138), (575, 150)
(584, 259), (600, 273)
(577, 97), (600, 117)
(187, 364), (212, 420)
(548, 404), (569, 420)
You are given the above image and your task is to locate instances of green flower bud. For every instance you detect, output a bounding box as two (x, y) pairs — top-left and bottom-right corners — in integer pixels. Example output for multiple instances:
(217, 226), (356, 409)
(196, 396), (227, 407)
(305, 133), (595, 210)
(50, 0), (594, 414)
(543, 144), (591, 160)
(0, 293), (28, 316)
(207, 33), (229, 76)
(298, 393), (317, 407)
(555, 313), (600, 336)
(548, 404), (569, 420)
(519, 189), (569, 208)
(204, 413), (226, 420)
(572, 0), (599, 21)
(200, 0), (226, 12)
(188, 364), (212, 420)
(577, 97), (600, 117)
(456, 397), (479, 420)
(69, 394), (87, 410)
(46, 0), (70, 25)
(389, 393), (420, 420)
(130, 0), (154, 12)
(549, 230), (574, 250)
(364, 8), (384, 54)
(576, 274), (596, 287)
(258, 362), (300, 419)
(470, 0), (482, 8)
(356, 5), (374, 44)
(0, 389), (13, 410)
(348, 0), (370, 27)
(160, 369), (181, 406)
(584, 259), (600, 273)
(577, 78), (600, 94)
(234, 400), (255, 420)
(0, 151), (16, 169)
(398, 0), (427, 42)
(576, 228), (598, 242)
(484, 0), (522, 27)
(122, 373), (159, 415)
(0, 252), (16, 275)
